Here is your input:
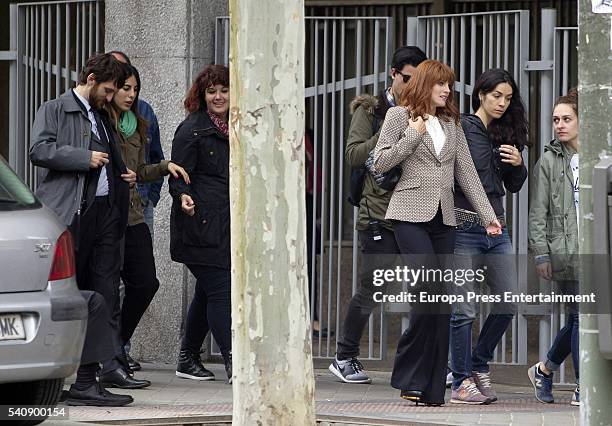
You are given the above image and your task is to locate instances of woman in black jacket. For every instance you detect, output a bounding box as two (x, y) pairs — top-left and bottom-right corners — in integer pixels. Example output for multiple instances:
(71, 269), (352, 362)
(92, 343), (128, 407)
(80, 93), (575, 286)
(450, 69), (528, 404)
(169, 65), (232, 383)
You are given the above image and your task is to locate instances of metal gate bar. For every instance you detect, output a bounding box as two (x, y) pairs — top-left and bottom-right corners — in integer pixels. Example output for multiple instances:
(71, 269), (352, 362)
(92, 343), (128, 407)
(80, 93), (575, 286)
(9, 0), (103, 186)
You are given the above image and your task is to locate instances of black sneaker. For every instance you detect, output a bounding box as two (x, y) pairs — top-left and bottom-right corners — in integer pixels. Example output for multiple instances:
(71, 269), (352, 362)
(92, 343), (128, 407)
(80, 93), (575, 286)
(224, 352), (232, 384)
(176, 350), (215, 381)
(328, 356), (371, 384)
(126, 353), (142, 372)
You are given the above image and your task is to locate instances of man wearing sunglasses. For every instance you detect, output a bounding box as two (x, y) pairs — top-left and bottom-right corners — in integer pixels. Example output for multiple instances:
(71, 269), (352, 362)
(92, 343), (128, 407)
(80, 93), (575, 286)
(330, 46), (427, 385)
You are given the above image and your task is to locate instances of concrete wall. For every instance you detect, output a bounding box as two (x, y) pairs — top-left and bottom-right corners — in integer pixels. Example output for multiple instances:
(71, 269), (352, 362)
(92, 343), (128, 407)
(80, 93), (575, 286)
(105, 0), (228, 363)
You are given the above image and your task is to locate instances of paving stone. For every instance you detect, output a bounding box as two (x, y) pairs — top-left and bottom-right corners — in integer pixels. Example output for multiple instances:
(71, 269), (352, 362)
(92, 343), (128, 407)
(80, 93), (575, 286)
(60, 365), (580, 425)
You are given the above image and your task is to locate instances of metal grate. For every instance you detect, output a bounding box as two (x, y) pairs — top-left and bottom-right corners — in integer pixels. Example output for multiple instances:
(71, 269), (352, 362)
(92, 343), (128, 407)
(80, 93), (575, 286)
(8, 0), (104, 188)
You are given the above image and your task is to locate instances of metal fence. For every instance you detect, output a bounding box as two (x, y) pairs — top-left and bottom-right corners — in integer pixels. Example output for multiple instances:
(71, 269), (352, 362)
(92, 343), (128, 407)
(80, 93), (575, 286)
(8, 0), (103, 187)
(305, 16), (393, 359)
(216, 10), (578, 367)
(407, 10), (531, 366)
(407, 11), (579, 381)
(551, 26), (578, 141)
(215, 15), (394, 360)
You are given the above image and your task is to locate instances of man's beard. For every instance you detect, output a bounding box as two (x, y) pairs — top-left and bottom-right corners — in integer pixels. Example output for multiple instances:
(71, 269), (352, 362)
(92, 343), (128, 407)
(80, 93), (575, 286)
(88, 84), (106, 110)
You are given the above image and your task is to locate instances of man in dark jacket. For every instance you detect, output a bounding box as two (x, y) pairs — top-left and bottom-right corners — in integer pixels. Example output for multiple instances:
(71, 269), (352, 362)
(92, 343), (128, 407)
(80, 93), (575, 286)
(328, 46), (426, 384)
(30, 53), (148, 405)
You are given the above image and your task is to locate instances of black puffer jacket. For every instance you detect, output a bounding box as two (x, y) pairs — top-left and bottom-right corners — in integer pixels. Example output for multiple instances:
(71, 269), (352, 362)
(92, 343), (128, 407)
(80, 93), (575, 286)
(169, 110), (230, 269)
(454, 114), (528, 215)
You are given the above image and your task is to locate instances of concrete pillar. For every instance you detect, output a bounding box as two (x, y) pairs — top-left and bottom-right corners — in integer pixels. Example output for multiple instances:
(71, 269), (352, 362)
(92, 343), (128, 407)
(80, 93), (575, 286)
(104, 0), (228, 363)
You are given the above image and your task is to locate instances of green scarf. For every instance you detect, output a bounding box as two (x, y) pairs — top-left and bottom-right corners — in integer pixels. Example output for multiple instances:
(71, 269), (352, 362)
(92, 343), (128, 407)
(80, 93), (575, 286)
(119, 110), (137, 138)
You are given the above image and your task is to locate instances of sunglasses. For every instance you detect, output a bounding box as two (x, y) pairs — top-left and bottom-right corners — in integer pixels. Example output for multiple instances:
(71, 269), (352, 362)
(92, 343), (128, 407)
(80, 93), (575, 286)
(395, 70), (411, 83)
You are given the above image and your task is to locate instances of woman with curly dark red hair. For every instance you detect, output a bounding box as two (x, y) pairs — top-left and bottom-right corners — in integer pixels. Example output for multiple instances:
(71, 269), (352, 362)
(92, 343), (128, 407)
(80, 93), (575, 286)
(169, 64), (232, 383)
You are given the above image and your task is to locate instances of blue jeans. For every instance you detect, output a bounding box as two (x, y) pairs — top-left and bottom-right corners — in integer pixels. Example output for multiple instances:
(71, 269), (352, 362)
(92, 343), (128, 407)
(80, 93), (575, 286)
(545, 280), (579, 382)
(450, 222), (517, 389)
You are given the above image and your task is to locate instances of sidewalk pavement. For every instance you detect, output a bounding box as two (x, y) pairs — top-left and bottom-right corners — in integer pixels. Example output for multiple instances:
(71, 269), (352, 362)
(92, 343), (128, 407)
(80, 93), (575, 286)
(48, 363), (581, 426)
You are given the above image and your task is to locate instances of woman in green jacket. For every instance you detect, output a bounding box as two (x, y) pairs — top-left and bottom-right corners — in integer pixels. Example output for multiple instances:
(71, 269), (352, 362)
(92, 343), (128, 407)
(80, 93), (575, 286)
(108, 63), (191, 383)
(527, 89), (580, 406)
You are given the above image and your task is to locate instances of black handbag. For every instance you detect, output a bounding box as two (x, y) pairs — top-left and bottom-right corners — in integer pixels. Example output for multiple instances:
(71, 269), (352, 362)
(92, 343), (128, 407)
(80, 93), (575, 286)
(377, 165), (402, 190)
(348, 167), (367, 207)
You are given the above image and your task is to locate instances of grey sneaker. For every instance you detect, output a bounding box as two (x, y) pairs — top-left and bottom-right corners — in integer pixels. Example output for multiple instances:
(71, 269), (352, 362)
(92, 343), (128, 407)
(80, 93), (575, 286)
(328, 357), (371, 384)
(527, 363), (554, 404)
(446, 372), (453, 388)
(472, 371), (498, 402)
(450, 377), (492, 405)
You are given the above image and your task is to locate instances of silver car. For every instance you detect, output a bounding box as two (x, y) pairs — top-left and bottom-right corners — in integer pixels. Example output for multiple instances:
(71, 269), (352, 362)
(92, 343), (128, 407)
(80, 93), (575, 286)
(0, 156), (87, 420)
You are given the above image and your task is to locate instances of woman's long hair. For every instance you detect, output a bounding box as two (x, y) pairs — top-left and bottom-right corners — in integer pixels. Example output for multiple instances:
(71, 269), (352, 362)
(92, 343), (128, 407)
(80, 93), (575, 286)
(472, 69), (529, 148)
(109, 63), (148, 143)
(184, 64), (229, 113)
(399, 59), (459, 123)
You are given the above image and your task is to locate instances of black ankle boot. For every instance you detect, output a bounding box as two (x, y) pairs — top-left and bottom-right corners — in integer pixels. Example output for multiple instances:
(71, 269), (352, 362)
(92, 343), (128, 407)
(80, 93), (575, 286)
(176, 350), (215, 381)
(224, 351), (232, 384)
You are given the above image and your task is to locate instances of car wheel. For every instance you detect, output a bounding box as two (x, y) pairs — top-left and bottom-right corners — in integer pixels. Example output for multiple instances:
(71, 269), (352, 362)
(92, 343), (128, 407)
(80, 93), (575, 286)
(0, 378), (65, 426)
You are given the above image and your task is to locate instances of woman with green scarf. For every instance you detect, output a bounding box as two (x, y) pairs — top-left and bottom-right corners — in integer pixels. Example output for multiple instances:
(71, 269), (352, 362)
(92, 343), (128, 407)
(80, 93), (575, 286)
(109, 63), (189, 379)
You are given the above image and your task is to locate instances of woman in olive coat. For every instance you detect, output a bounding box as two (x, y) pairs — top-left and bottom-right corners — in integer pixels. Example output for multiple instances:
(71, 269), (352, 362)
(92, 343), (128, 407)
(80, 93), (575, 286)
(527, 89), (580, 406)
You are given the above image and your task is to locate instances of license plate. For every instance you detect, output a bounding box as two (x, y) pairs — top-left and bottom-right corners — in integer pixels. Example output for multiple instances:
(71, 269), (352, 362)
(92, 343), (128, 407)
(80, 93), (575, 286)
(0, 314), (26, 340)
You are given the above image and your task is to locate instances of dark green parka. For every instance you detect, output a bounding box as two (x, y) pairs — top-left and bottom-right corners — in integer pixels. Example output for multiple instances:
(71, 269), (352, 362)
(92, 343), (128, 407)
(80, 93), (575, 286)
(345, 92), (393, 231)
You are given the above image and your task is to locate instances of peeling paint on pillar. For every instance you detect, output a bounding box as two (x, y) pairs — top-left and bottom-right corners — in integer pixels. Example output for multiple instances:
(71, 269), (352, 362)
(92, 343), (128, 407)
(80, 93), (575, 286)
(578, 0), (612, 424)
(228, 0), (315, 424)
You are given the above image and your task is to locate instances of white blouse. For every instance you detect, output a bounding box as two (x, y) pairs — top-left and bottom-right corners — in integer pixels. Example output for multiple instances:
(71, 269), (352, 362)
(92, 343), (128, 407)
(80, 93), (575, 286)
(425, 115), (446, 157)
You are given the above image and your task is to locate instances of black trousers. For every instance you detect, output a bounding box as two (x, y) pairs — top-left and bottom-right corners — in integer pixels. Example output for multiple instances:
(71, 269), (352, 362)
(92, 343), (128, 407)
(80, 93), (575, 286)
(73, 197), (123, 372)
(390, 208), (455, 405)
(181, 265), (232, 358)
(120, 223), (160, 345)
(79, 290), (114, 365)
(306, 193), (321, 321)
(336, 227), (399, 359)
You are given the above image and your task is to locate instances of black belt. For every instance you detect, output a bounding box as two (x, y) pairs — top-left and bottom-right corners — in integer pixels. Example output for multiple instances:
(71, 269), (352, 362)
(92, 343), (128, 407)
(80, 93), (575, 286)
(454, 208), (506, 228)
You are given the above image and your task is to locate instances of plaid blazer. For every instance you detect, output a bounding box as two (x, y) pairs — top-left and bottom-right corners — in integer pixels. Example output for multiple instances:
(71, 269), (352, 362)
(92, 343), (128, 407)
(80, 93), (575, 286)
(372, 106), (496, 227)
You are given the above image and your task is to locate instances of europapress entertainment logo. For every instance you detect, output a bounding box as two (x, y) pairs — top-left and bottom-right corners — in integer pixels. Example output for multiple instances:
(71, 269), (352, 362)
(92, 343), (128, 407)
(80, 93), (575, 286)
(372, 265), (487, 287)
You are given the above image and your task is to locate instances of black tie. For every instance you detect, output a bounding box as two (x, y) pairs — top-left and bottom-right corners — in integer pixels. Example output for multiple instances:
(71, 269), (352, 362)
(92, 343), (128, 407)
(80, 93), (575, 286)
(91, 110), (114, 203)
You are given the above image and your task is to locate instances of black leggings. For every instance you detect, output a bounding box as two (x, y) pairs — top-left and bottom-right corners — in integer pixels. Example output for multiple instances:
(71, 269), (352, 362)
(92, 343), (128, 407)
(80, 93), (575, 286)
(181, 265), (232, 358)
(390, 208), (455, 405)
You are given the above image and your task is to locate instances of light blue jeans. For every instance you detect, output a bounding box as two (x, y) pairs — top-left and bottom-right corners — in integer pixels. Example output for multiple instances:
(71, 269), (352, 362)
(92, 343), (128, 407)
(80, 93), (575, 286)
(450, 222), (517, 389)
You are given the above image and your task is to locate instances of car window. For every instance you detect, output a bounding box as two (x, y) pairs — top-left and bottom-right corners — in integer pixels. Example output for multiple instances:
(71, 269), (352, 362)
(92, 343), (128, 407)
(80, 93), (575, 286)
(0, 156), (40, 211)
